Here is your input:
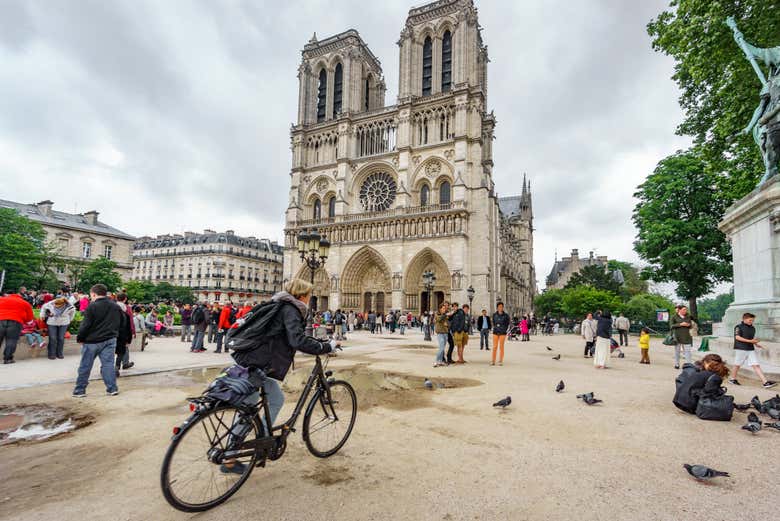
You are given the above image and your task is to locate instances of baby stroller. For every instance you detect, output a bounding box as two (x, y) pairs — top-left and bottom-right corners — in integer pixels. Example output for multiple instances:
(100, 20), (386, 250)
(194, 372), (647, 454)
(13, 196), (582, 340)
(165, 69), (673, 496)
(610, 338), (625, 358)
(507, 324), (521, 341)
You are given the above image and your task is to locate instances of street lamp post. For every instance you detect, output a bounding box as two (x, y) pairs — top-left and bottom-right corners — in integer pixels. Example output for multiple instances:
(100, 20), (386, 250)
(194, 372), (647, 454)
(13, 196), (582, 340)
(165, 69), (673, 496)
(466, 285), (475, 333)
(422, 270), (436, 341)
(297, 229), (330, 337)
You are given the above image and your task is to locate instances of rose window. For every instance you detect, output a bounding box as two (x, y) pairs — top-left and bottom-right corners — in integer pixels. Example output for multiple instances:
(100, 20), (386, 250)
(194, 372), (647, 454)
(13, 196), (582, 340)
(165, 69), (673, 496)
(359, 172), (397, 212)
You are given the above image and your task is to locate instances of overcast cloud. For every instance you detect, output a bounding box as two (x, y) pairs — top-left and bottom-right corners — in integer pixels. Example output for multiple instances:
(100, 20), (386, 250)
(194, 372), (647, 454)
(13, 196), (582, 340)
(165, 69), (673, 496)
(0, 0), (691, 290)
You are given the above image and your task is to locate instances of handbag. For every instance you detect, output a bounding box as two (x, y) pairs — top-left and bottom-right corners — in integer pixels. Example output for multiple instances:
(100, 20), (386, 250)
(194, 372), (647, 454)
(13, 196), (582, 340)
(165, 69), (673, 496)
(695, 392), (734, 421)
(662, 333), (676, 346)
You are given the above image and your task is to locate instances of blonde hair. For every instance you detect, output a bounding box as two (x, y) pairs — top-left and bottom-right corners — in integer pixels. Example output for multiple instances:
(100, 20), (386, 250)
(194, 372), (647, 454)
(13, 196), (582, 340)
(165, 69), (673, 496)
(285, 278), (313, 299)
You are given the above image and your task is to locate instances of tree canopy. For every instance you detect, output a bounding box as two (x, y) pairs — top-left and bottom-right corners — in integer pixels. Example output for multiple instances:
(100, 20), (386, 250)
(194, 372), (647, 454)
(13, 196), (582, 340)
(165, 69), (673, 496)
(648, 0), (780, 199)
(697, 290), (735, 321)
(124, 280), (196, 304)
(0, 208), (53, 292)
(633, 149), (732, 318)
(560, 286), (623, 320)
(564, 264), (621, 294)
(621, 293), (676, 324)
(77, 258), (123, 293)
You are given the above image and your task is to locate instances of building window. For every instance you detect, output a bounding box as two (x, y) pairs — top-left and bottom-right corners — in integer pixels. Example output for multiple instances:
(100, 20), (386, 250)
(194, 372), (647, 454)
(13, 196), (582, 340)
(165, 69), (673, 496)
(422, 37), (433, 96)
(420, 184), (429, 207)
(442, 31), (452, 92)
(317, 69), (327, 122)
(313, 198), (322, 220)
(328, 196), (336, 218)
(439, 181), (451, 205)
(333, 63), (343, 117)
(364, 78), (370, 111)
(103, 245), (113, 260)
(82, 242), (92, 259)
(58, 238), (69, 252)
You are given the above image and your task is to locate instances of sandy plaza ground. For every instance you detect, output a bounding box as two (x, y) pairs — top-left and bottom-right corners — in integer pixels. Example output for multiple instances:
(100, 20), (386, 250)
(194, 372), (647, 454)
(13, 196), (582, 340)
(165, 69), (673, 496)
(1, 329), (778, 521)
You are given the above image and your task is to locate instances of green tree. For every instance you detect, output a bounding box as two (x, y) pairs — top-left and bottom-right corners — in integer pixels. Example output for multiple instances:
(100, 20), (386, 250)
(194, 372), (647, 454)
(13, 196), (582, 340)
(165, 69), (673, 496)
(124, 280), (156, 302)
(622, 293), (676, 324)
(697, 289), (735, 321)
(0, 208), (48, 291)
(76, 258), (123, 293)
(534, 289), (566, 317)
(560, 286), (623, 319)
(648, 0), (780, 199)
(633, 150), (732, 319)
(607, 260), (649, 300)
(564, 264), (621, 294)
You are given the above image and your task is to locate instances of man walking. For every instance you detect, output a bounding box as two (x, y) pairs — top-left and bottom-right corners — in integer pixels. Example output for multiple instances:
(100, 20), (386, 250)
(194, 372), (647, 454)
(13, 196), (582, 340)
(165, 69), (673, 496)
(72, 284), (122, 397)
(208, 303), (220, 344)
(476, 309), (491, 350)
(191, 303), (209, 352)
(447, 302), (462, 364)
(215, 302), (233, 353)
(728, 312), (777, 388)
(180, 304), (193, 344)
(670, 305), (693, 370)
(581, 312), (597, 358)
(398, 312), (407, 335)
(0, 289), (34, 364)
(615, 313), (631, 346)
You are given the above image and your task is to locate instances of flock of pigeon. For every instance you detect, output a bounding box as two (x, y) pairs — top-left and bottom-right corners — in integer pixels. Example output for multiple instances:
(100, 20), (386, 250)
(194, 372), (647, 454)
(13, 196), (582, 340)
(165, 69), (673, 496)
(736, 394), (780, 434)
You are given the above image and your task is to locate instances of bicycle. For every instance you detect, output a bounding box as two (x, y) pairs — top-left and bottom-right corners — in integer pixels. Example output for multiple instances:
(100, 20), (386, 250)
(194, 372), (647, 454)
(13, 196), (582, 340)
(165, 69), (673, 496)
(160, 349), (356, 512)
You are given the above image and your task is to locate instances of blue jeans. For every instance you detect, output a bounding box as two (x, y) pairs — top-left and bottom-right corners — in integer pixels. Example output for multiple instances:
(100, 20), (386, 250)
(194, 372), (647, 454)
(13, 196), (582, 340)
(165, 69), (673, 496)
(47, 324), (68, 358)
(24, 332), (43, 345)
(436, 333), (448, 363)
(74, 339), (118, 394)
(191, 329), (205, 350)
(399, 324), (406, 335)
(480, 328), (490, 348)
(240, 378), (284, 434)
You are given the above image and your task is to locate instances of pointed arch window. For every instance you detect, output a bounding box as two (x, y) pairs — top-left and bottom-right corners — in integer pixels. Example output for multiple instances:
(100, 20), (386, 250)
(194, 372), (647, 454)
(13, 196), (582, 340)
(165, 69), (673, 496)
(422, 37), (433, 96)
(439, 181), (451, 205)
(442, 31), (452, 92)
(316, 69), (327, 122)
(333, 63), (343, 117)
(364, 78), (370, 111)
(313, 198), (322, 220)
(420, 184), (430, 207)
(328, 196), (336, 218)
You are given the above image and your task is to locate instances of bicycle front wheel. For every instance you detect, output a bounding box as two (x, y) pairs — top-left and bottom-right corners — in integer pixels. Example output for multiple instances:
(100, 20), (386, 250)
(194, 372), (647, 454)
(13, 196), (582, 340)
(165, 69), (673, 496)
(160, 404), (263, 512)
(303, 380), (357, 458)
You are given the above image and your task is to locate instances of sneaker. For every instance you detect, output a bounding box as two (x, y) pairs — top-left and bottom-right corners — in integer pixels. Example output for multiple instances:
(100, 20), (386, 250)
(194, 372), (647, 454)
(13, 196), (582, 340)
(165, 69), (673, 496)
(107, 390), (119, 396)
(763, 381), (778, 389)
(220, 462), (247, 475)
(122, 362), (134, 370)
(674, 365), (680, 370)
(3, 359), (15, 364)
(729, 379), (741, 386)
(72, 392), (86, 398)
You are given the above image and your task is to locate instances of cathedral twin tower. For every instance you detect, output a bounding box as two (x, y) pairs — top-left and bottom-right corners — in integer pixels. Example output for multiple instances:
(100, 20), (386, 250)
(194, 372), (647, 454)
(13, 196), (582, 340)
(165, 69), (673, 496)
(284, 0), (535, 317)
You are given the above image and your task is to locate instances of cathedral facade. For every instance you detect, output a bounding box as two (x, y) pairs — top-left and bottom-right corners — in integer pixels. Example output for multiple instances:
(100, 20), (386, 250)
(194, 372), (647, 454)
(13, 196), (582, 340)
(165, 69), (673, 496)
(283, 0), (536, 318)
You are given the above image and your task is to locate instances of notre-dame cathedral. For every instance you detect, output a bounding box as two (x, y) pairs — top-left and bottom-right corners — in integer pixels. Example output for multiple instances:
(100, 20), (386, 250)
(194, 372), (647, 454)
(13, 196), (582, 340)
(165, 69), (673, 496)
(283, 0), (536, 318)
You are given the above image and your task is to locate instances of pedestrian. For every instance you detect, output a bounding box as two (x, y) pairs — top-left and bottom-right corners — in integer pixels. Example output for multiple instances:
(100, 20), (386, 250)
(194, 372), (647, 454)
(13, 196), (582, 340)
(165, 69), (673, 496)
(434, 302), (450, 367)
(191, 303), (209, 352)
(72, 284), (122, 397)
(116, 294), (135, 370)
(581, 312), (597, 358)
(447, 302), (461, 364)
(670, 305), (693, 370)
(367, 310), (376, 334)
(21, 318), (44, 355)
(593, 311), (613, 369)
(334, 308), (345, 340)
(132, 305), (149, 351)
(639, 327), (651, 364)
(491, 302), (510, 366)
(114, 294), (133, 377)
(180, 304), (193, 343)
(476, 309), (491, 350)
(728, 312), (777, 388)
(163, 310), (174, 336)
(208, 303), (220, 343)
(615, 312), (631, 346)
(0, 289), (34, 364)
(520, 316), (530, 341)
(78, 293), (90, 312)
(451, 303), (469, 363)
(398, 312), (407, 335)
(215, 302), (233, 353)
(40, 296), (76, 360)
(145, 308), (159, 335)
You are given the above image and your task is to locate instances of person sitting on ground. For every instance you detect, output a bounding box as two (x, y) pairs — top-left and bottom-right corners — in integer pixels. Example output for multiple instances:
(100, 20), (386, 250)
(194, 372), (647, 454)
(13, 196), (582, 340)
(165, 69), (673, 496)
(227, 278), (336, 475)
(673, 354), (730, 414)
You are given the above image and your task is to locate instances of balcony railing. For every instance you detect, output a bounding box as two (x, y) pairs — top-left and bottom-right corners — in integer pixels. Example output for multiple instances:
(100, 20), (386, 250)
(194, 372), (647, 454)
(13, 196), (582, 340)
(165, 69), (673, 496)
(295, 201), (466, 227)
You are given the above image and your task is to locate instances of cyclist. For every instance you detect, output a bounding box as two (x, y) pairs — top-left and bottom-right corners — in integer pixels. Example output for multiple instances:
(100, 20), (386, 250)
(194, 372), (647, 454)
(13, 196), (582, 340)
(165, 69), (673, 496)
(225, 278), (338, 474)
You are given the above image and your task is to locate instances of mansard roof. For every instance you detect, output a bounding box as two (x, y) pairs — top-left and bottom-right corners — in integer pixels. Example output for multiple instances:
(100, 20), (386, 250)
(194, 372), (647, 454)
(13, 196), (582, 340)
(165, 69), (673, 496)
(0, 199), (135, 240)
(134, 231), (282, 254)
(498, 196), (522, 218)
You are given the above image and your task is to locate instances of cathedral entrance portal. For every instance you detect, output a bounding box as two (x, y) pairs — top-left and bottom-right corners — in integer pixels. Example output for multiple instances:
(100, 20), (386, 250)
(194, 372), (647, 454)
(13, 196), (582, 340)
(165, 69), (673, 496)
(340, 246), (392, 314)
(404, 248), (451, 315)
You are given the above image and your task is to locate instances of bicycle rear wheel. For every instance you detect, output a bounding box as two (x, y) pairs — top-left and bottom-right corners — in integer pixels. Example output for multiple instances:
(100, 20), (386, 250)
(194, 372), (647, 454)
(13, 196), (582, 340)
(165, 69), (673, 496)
(303, 380), (357, 458)
(160, 404), (263, 512)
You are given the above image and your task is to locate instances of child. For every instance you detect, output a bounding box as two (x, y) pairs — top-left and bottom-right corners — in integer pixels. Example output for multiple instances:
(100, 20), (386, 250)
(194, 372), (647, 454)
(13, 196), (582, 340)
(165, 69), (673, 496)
(639, 327), (651, 364)
(21, 319), (44, 356)
(729, 312), (777, 388)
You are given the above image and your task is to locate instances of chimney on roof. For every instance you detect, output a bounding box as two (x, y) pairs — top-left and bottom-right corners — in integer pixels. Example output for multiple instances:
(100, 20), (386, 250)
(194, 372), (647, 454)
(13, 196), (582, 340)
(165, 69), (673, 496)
(571, 248), (579, 259)
(589, 251), (594, 260)
(184, 231), (196, 238)
(84, 210), (99, 225)
(225, 230), (235, 236)
(36, 200), (53, 217)
(204, 229), (216, 234)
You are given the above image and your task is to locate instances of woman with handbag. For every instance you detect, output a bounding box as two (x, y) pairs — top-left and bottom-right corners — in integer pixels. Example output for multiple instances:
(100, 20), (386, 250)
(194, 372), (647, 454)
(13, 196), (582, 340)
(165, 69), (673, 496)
(673, 354), (730, 415)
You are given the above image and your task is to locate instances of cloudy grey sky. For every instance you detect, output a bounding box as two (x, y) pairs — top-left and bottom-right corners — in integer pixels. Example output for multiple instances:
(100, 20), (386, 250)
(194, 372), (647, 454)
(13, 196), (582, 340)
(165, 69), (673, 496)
(0, 0), (691, 289)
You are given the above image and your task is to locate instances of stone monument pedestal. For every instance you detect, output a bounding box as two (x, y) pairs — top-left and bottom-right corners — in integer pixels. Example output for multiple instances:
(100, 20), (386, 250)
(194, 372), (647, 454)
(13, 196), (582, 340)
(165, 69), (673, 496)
(717, 176), (780, 367)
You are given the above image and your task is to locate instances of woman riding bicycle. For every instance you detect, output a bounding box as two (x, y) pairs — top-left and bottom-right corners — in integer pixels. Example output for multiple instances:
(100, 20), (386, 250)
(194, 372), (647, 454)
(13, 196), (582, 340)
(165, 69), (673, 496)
(226, 278), (338, 473)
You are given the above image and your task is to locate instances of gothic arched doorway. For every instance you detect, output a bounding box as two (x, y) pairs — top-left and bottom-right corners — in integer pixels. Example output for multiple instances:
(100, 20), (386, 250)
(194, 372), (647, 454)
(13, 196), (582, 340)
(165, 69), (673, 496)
(403, 247), (451, 315)
(340, 246), (392, 314)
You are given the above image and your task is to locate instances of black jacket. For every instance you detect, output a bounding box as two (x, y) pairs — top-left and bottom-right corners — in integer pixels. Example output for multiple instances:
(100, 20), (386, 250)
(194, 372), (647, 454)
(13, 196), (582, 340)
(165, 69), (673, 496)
(673, 364), (723, 414)
(492, 312), (510, 335)
(596, 315), (612, 339)
(476, 315), (491, 330)
(77, 298), (122, 344)
(192, 306), (209, 332)
(232, 300), (330, 380)
(449, 309), (467, 333)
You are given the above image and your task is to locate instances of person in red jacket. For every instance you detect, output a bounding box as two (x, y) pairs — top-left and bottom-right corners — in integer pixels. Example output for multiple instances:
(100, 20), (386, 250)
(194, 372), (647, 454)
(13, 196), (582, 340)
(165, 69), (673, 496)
(215, 302), (233, 353)
(0, 290), (35, 364)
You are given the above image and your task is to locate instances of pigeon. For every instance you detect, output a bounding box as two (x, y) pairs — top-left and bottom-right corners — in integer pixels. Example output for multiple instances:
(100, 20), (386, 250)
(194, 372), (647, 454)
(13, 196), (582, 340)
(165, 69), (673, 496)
(734, 403), (751, 411)
(742, 412), (762, 434)
(763, 421), (780, 431)
(683, 464), (730, 481)
(493, 396), (511, 408)
(552, 354), (561, 361)
(766, 408), (780, 420)
(423, 378), (433, 389)
(751, 396), (766, 414)
(545, 346), (553, 351)
(577, 392), (602, 405)
(555, 380), (565, 393)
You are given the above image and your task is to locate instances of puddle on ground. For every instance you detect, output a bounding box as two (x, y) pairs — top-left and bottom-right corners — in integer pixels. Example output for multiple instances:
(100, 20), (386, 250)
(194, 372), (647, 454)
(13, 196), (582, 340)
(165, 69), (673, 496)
(0, 404), (93, 446)
(399, 343), (436, 350)
(301, 463), (354, 486)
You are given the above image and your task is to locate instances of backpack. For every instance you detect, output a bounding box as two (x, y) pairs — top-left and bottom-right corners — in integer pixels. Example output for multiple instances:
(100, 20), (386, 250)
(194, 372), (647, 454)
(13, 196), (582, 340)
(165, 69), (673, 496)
(191, 307), (205, 324)
(228, 307), (238, 325)
(225, 301), (285, 352)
